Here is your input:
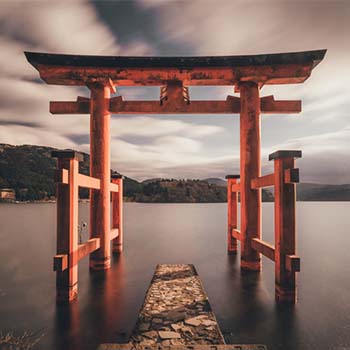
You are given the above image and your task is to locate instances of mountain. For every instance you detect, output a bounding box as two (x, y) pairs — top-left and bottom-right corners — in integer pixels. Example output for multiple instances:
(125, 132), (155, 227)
(204, 178), (350, 202)
(0, 144), (349, 202)
(142, 178), (163, 185)
(0, 144), (135, 201)
(205, 178), (227, 187)
(135, 179), (226, 203)
(0, 144), (59, 200)
(297, 183), (350, 201)
(0, 144), (229, 202)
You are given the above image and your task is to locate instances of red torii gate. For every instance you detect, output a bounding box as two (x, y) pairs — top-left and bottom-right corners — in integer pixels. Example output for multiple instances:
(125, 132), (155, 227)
(25, 49), (326, 304)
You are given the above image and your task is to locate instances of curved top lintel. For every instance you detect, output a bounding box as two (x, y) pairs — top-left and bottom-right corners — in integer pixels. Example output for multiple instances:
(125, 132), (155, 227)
(25, 50), (326, 69)
(24, 49), (327, 87)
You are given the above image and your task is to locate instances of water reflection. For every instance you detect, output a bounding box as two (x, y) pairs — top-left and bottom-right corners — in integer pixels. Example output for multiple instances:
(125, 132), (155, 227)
(54, 301), (80, 350)
(222, 254), (274, 342)
(0, 202), (350, 350)
(87, 254), (128, 345)
(271, 305), (299, 350)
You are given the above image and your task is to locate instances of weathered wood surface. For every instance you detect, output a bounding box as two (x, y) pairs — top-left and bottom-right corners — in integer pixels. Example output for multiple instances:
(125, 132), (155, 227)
(226, 177), (239, 254)
(98, 264), (266, 350)
(89, 84), (112, 271)
(251, 238), (275, 262)
(239, 82), (261, 271)
(111, 174), (123, 253)
(53, 153), (80, 302)
(251, 174), (274, 189)
(273, 154), (300, 303)
(50, 95), (301, 115)
(25, 50), (326, 68)
(25, 49), (326, 86)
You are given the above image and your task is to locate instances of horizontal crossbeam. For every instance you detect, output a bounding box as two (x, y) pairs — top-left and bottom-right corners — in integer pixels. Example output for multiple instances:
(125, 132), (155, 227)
(251, 238), (275, 261)
(55, 169), (121, 191)
(260, 95), (301, 114)
(77, 173), (100, 190)
(109, 96), (242, 114)
(50, 95), (301, 115)
(232, 229), (242, 240)
(251, 174), (274, 189)
(53, 230), (120, 272)
(77, 238), (101, 261)
(50, 99), (89, 114)
(53, 238), (101, 272)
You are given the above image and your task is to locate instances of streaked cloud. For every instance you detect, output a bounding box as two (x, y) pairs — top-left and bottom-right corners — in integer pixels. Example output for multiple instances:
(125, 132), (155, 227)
(0, 0), (349, 183)
(135, 0), (350, 183)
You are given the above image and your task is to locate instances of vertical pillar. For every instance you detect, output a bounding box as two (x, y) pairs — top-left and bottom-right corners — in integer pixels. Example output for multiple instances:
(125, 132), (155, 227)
(239, 81), (262, 271)
(270, 150), (301, 303)
(52, 150), (83, 302)
(111, 174), (124, 253)
(225, 175), (240, 254)
(89, 83), (113, 270)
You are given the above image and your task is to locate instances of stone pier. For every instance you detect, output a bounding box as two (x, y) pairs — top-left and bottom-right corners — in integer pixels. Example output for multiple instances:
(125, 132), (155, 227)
(98, 264), (266, 350)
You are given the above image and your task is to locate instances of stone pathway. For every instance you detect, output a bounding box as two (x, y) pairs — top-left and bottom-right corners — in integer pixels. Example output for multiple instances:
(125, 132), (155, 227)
(129, 264), (225, 347)
(98, 264), (267, 350)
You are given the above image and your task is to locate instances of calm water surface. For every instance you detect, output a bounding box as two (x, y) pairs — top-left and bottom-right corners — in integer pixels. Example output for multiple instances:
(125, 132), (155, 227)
(0, 202), (349, 350)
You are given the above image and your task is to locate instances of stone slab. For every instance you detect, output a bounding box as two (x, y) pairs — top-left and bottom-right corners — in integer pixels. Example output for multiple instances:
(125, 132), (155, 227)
(98, 345), (267, 350)
(98, 264), (267, 350)
(128, 264), (225, 347)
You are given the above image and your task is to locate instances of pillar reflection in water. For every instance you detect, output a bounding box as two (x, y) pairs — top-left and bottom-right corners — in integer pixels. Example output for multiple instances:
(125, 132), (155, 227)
(87, 253), (128, 345)
(54, 301), (80, 350)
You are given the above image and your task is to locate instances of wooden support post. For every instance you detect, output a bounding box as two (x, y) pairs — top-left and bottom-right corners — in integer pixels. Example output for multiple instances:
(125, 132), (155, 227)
(269, 150), (302, 303)
(111, 174), (124, 253)
(52, 150), (83, 302)
(89, 83), (113, 270)
(225, 175), (240, 254)
(239, 81), (262, 271)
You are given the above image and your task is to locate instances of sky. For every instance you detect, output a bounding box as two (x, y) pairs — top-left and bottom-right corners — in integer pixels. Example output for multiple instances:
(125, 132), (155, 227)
(0, 0), (349, 183)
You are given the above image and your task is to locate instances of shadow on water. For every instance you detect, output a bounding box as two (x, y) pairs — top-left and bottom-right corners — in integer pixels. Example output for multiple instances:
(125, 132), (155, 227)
(222, 254), (268, 338)
(222, 254), (300, 350)
(54, 301), (80, 350)
(270, 304), (299, 350)
(53, 254), (128, 350)
(86, 254), (129, 345)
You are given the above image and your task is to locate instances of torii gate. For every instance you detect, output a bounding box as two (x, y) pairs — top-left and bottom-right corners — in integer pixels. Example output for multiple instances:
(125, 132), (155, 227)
(25, 49), (326, 304)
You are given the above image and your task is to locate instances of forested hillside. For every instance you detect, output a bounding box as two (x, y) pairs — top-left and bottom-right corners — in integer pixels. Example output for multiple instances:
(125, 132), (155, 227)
(0, 144), (230, 202)
(1, 144), (348, 202)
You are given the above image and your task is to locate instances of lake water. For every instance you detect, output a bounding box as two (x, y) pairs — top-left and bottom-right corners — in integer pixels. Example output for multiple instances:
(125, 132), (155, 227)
(0, 202), (349, 350)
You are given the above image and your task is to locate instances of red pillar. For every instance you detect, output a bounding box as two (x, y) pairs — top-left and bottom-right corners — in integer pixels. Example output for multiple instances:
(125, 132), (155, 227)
(226, 175), (240, 254)
(270, 150), (301, 303)
(111, 174), (124, 253)
(89, 83), (112, 270)
(52, 150), (82, 302)
(239, 82), (262, 271)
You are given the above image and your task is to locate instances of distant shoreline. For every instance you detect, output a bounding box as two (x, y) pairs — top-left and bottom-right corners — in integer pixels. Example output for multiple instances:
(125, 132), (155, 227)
(1, 199), (350, 204)
(1, 144), (350, 203)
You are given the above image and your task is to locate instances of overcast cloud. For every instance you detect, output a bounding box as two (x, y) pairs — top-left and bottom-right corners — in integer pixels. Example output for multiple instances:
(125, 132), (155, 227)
(0, 0), (349, 183)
